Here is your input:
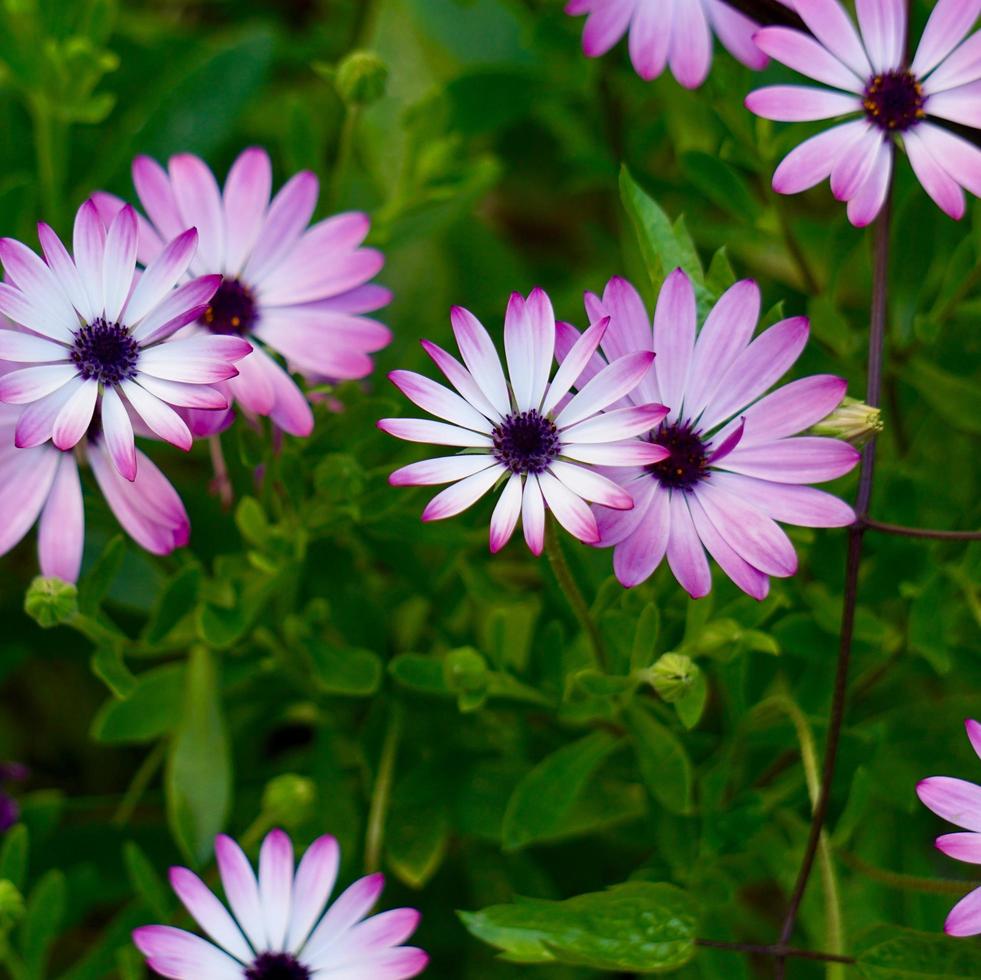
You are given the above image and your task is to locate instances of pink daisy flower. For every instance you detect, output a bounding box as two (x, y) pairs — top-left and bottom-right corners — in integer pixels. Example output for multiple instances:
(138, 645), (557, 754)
(379, 288), (669, 555)
(746, 0), (981, 225)
(0, 402), (189, 583)
(133, 829), (428, 980)
(565, 0), (795, 88)
(917, 720), (981, 938)
(94, 148), (392, 438)
(0, 199), (249, 480)
(558, 271), (859, 598)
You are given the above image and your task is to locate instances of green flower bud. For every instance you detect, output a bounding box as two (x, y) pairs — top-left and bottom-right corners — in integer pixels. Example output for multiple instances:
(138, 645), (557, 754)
(24, 577), (78, 629)
(443, 647), (487, 694)
(333, 50), (389, 107)
(261, 774), (317, 828)
(0, 880), (24, 931)
(648, 653), (697, 703)
(810, 396), (883, 447)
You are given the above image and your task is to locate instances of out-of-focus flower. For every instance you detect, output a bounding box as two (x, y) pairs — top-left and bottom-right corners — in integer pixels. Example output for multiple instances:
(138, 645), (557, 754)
(810, 396), (883, 447)
(0, 763), (27, 833)
(133, 829), (427, 979)
(917, 719), (981, 937)
(746, 0), (981, 225)
(0, 201), (248, 479)
(94, 148), (392, 438)
(560, 272), (859, 598)
(565, 0), (795, 88)
(0, 403), (189, 582)
(379, 288), (669, 554)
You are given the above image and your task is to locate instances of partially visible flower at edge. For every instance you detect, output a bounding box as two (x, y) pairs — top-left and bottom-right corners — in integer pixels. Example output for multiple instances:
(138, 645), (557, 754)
(565, 0), (795, 88)
(917, 719), (981, 937)
(379, 287), (670, 555)
(560, 271), (859, 598)
(0, 200), (250, 480)
(0, 402), (189, 583)
(94, 147), (392, 439)
(746, 0), (981, 225)
(0, 762), (28, 833)
(133, 828), (427, 979)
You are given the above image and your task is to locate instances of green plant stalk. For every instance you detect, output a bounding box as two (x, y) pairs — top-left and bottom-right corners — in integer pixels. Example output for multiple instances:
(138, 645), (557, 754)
(364, 701), (403, 874)
(330, 106), (360, 209)
(30, 95), (62, 226)
(113, 741), (167, 826)
(544, 526), (607, 669)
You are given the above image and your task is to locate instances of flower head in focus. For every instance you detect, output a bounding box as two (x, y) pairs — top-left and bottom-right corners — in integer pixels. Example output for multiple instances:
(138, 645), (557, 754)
(0, 201), (249, 479)
(0, 403), (190, 583)
(746, 0), (981, 225)
(133, 829), (427, 979)
(379, 287), (669, 554)
(562, 271), (859, 598)
(94, 148), (392, 438)
(565, 0), (795, 88)
(917, 719), (981, 937)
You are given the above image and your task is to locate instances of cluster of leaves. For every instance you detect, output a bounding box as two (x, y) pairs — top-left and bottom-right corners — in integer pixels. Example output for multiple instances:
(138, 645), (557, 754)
(0, 0), (979, 978)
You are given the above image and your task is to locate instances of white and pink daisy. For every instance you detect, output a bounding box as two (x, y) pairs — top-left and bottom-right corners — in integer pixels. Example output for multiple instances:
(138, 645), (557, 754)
(746, 0), (981, 225)
(133, 829), (427, 980)
(379, 288), (669, 555)
(917, 720), (981, 938)
(565, 0), (794, 88)
(94, 148), (392, 438)
(559, 271), (859, 598)
(0, 403), (189, 583)
(0, 199), (250, 480)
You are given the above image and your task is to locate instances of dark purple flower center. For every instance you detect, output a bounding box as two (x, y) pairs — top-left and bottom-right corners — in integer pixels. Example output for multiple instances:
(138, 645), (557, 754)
(70, 318), (140, 385)
(647, 421), (710, 491)
(245, 953), (311, 980)
(202, 279), (257, 335)
(863, 71), (925, 131)
(492, 410), (560, 475)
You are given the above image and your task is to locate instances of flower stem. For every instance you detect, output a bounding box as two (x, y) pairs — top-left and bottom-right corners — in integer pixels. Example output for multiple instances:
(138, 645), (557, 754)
(838, 849), (981, 895)
(30, 95), (62, 225)
(209, 435), (234, 510)
(775, 168), (893, 978)
(696, 940), (854, 965)
(862, 518), (981, 541)
(544, 526), (607, 670)
(330, 106), (360, 210)
(112, 740), (166, 826)
(775, 193), (821, 296)
(364, 701), (403, 874)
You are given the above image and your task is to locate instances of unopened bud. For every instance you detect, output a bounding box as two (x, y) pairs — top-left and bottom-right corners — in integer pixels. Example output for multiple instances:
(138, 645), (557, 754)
(810, 397), (883, 447)
(262, 774), (317, 828)
(333, 50), (388, 107)
(24, 577), (78, 629)
(443, 647), (487, 694)
(648, 653), (698, 703)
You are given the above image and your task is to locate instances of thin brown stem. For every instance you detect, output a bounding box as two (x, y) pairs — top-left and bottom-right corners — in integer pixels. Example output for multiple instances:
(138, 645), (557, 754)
(862, 518), (981, 541)
(774, 166), (893, 978)
(838, 850), (981, 895)
(697, 939), (855, 965)
(209, 435), (234, 510)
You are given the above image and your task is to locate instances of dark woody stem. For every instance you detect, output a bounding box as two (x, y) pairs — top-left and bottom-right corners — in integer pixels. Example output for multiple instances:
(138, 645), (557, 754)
(696, 939), (855, 965)
(862, 518), (981, 541)
(774, 156), (894, 979)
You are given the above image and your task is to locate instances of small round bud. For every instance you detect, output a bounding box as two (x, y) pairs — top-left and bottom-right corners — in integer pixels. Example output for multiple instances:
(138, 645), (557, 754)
(24, 577), (78, 629)
(443, 647), (487, 694)
(810, 396), (883, 448)
(648, 653), (697, 703)
(261, 774), (317, 829)
(334, 50), (388, 107)
(0, 880), (24, 931)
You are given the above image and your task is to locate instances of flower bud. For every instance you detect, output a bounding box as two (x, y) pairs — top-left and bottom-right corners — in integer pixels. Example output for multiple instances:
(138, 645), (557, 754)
(647, 653), (697, 703)
(443, 647), (487, 695)
(261, 774), (317, 828)
(810, 397), (883, 447)
(333, 50), (389, 107)
(24, 577), (78, 629)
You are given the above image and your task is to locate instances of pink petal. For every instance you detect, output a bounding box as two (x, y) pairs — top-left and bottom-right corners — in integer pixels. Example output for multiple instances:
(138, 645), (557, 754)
(169, 866), (253, 963)
(967, 719), (981, 762)
(421, 339), (503, 423)
(251, 347), (314, 436)
(0, 445), (59, 556)
(903, 127), (966, 220)
(0, 330), (67, 363)
(936, 832), (981, 865)
(580, 0), (633, 57)
(14, 381), (78, 448)
(596, 474), (653, 546)
(0, 282), (75, 344)
(244, 170), (319, 285)
(0, 364), (78, 405)
(668, 0), (712, 89)
(846, 139), (893, 227)
(922, 30), (981, 94)
(503, 292), (535, 412)
(945, 886), (981, 938)
(449, 306), (511, 417)
(120, 380), (193, 450)
(378, 417), (492, 448)
(927, 79), (981, 129)
(563, 441), (668, 466)
(125, 228), (199, 326)
(51, 378), (98, 450)
(133, 155), (185, 243)
(131, 275), (222, 344)
(652, 268), (696, 422)
(916, 123), (981, 198)
(137, 376), (228, 410)
(389, 370), (493, 431)
(561, 403), (668, 443)
(389, 455), (497, 487)
(708, 0), (769, 71)
(101, 385), (138, 481)
(0, 239), (78, 342)
(132, 926), (243, 980)
(555, 350), (654, 429)
(37, 221), (94, 322)
(541, 318), (609, 417)
(73, 199), (107, 319)
(538, 469), (599, 543)
(102, 205), (139, 323)
(138, 334), (249, 384)
(90, 189), (165, 267)
(38, 452), (84, 582)
(753, 26), (863, 91)
(522, 475), (546, 555)
(745, 85), (862, 121)
(712, 471), (855, 527)
(169, 153), (225, 273)
(715, 436), (860, 483)
(611, 481), (670, 587)
(793, 0), (872, 77)
(286, 834), (340, 953)
(913, 0), (981, 78)
(223, 147), (272, 275)
(259, 829), (294, 951)
(628, 0), (670, 80)
(829, 124), (882, 201)
(489, 472), (523, 552)
(772, 120), (870, 195)
(597, 276), (653, 363)
(665, 492), (712, 598)
(856, 0), (906, 72)
(421, 464), (504, 521)
(524, 287), (556, 411)
(225, 347), (275, 415)
(549, 460), (633, 509)
(917, 777), (981, 832)
(303, 873), (386, 963)
(214, 834), (267, 951)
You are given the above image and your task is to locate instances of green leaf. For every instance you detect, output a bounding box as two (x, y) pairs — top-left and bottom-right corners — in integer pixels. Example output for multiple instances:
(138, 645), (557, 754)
(197, 599), (248, 649)
(21, 869), (66, 979)
(166, 648), (231, 865)
(631, 603), (661, 671)
(90, 663), (186, 744)
(90, 647), (137, 699)
(123, 842), (171, 920)
(625, 704), (693, 815)
(386, 765), (451, 890)
(0, 824), (28, 890)
(308, 639), (383, 697)
(235, 497), (270, 547)
(78, 535), (125, 614)
(389, 654), (451, 696)
(705, 247), (737, 298)
(674, 670), (708, 730)
(460, 881), (697, 972)
(856, 924), (981, 978)
(502, 731), (619, 850)
(681, 151), (760, 221)
(906, 359), (981, 435)
(145, 564), (202, 646)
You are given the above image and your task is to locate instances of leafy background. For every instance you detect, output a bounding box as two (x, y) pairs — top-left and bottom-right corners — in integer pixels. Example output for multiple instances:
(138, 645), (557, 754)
(0, 0), (979, 977)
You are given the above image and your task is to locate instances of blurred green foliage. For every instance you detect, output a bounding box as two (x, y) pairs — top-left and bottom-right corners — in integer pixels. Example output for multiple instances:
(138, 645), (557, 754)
(0, 0), (979, 977)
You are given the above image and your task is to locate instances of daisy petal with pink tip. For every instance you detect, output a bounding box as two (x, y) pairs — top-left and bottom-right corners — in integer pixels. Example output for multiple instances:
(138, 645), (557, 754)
(381, 289), (664, 554)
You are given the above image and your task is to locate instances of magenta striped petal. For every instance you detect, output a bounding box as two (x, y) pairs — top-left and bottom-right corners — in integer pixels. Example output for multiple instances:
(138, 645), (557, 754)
(121, 380), (192, 450)
(131, 274), (222, 344)
(712, 472), (855, 527)
(0, 239), (78, 342)
(918, 777), (981, 832)
(449, 306), (511, 417)
(37, 452), (84, 583)
(0, 364), (78, 404)
(653, 268), (696, 422)
(716, 436), (860, 483)
(51, 378), (98, 450)
(555, 350), (654, 429)
(138, 335), (249, 384)
(245, 170), (319, 285)
(539, 469), (599, 543)
(489, 473), (523, 553)
(936, 833), (981, 865)
(549, 460), (633, 509)
(688, 491), (769, 600)
(169, 154), (225, 273)
(540, 318), (609, 417)
(91, 190), (165, 267)
(37, 222), (94, 322)
(668, 0), (712, 89)
(388, 370), (494, 432)
(378, 418), (492, 448)
(14, 381), (78, 448)
(522, 476), (546, 555)
(101, 386), (138, 481)
(389, 455), (496, 487)
(754, 27), (863, 91)
(132, 926), (243, 980)
(287, 834), (340, 953)
(223, 147), (272, 276)
(745, 85), (861, 121)
(794, 0), (872, 77)
(945, 886), (981, 938)
(169, 867), (253, 963)
(102, 205), (139, 323)
(665, 492), (711, 598)
(125, 228), (199, 326)
(772, 121), (867, 195)
(421, 339), (503, 423)
(561, 403), (667, 443)
(0, 283), (75, 343)
(421, 465), (504, 521)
